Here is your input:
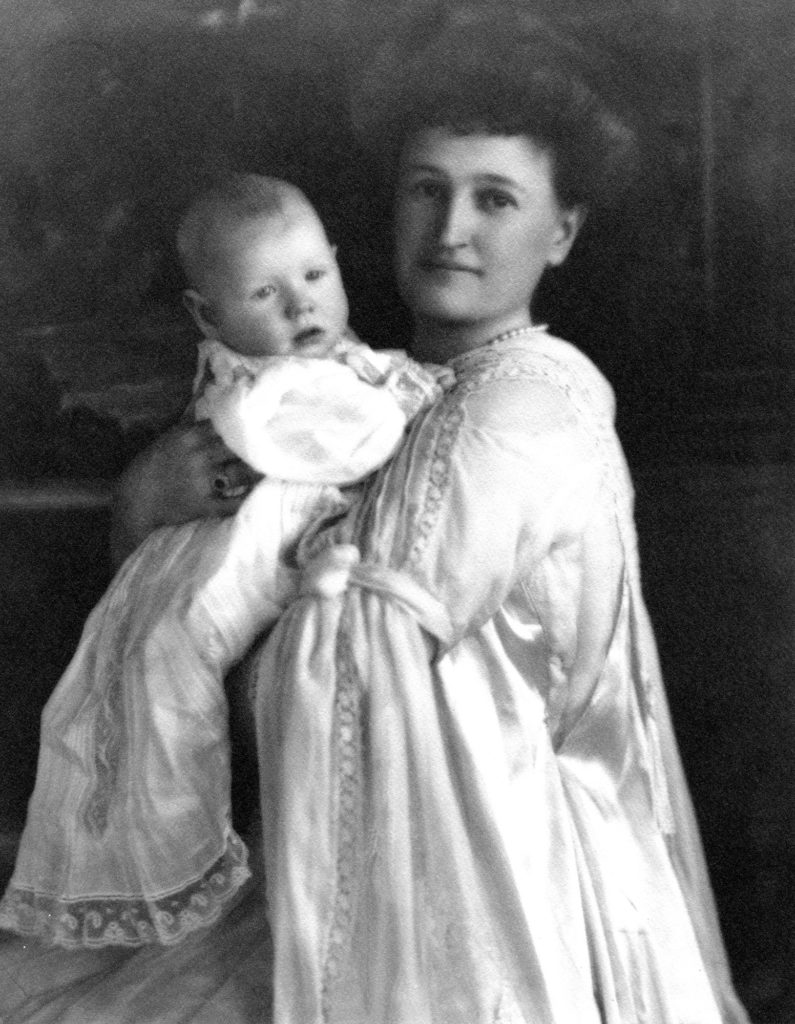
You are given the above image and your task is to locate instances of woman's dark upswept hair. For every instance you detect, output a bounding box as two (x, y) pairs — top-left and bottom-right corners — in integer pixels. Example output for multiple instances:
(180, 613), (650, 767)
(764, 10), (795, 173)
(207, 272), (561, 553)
(351, 11), (638, 211)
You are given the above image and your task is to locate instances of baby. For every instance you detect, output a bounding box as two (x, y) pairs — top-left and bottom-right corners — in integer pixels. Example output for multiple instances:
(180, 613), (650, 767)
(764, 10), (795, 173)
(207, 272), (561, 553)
(0, 173), (444, 950)
(181, 173), (437, 488)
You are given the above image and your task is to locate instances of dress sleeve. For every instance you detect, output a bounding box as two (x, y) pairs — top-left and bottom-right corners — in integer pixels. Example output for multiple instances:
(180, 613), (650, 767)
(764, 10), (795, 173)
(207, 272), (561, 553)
(376, 366), (612, 645)
(202, 359), (410, 485)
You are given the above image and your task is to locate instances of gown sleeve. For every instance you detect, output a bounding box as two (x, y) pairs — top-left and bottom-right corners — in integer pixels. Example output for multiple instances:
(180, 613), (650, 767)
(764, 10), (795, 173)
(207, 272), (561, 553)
(202, 359), (409, 485)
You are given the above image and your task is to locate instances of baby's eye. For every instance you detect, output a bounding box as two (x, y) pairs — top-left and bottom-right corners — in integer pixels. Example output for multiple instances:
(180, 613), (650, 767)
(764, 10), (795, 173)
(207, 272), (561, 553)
(306, 268), (326, 281)
(478, 189), (517, 212)
(253, 284), (276, 300)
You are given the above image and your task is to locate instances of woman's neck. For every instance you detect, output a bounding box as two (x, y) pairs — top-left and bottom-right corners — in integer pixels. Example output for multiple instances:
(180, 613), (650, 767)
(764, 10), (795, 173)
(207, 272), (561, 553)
(409, 313), (535, 364)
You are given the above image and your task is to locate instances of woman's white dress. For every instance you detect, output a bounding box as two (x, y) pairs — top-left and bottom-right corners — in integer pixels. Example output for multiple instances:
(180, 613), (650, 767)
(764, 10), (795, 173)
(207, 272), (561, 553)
(254, 330), (749, 1024)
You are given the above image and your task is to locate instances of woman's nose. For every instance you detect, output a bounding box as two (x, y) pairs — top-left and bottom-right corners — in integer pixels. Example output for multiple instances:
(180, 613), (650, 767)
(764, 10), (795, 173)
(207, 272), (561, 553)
(436, 194), (472, 249)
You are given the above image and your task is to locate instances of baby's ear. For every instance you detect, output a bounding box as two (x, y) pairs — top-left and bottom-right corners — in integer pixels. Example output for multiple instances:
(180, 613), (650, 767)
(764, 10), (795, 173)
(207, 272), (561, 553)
(330, 243), (338, 258)
(183, 289), (216, 338)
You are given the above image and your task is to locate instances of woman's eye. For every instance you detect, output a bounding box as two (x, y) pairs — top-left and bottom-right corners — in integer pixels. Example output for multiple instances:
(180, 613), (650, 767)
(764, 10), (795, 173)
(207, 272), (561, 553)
(478, 190), (516, 211)
(409, 179), (443, 201)
(253, 285), (275, 300)
(306, 268), (326, 282)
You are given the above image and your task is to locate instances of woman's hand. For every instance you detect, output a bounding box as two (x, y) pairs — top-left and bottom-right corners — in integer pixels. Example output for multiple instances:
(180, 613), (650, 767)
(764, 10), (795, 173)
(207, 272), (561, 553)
(110, 419), (260, 565)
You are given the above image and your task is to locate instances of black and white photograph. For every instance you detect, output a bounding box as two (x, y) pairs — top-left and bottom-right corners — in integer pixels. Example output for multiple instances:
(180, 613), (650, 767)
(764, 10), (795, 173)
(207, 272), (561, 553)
(0, 1), (791, 1021)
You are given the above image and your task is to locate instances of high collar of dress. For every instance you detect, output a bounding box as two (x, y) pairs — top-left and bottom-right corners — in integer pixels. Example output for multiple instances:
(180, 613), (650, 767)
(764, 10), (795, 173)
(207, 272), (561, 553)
(448, 324), (549, 372)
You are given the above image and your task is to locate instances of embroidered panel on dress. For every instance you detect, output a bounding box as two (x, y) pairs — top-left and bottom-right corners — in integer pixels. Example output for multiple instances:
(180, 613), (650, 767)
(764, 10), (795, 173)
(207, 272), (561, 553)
(81, 528), (199, 837)
(321, 618), (364, 1021)
(80, 580), (137, 837)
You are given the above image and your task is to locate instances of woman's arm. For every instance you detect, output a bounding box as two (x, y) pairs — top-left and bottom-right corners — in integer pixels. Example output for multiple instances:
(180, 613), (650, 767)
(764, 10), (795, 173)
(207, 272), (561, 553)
(110, 419), (257, 565)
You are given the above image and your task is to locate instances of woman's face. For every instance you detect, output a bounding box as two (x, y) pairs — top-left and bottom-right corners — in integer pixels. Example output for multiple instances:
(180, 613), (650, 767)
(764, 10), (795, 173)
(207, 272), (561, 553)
(394, 128), (582, 353)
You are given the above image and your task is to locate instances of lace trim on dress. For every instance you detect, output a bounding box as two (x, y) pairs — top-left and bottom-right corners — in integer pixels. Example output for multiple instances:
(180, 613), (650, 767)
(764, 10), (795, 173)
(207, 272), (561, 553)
(321, 620), (364, 1021)
(406, 341), (575, 569)
(407, 399), (464, 569)
(0, 830), (251, 949)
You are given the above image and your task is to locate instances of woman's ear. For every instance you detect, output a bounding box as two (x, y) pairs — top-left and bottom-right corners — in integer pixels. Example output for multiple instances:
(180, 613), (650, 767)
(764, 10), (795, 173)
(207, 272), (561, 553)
(183, 289), (217, 339)
(547, 205), (587, 267)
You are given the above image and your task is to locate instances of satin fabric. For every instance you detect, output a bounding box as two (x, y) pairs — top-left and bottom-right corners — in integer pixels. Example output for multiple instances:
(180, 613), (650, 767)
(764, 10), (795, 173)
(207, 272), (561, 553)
(0, 481), (338, 947)
(255, 331), (749, 1023)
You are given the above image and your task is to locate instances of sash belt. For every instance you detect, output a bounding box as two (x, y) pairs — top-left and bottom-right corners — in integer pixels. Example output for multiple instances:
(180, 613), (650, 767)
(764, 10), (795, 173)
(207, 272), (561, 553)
(299, 543), (455, 645)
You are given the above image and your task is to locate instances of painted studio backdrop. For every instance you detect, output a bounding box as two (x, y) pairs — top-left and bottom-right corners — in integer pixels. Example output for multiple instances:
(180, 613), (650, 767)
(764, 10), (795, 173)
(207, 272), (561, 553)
(0, 1), (791, 1021)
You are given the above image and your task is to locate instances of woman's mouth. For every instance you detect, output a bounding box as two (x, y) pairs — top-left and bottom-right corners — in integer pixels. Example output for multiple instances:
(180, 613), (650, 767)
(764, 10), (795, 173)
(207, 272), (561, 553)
(420, 259), (481, 275)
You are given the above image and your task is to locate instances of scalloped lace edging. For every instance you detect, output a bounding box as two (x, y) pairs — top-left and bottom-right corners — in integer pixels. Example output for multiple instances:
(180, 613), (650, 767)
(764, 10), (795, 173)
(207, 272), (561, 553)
(0, 830), (251, 949)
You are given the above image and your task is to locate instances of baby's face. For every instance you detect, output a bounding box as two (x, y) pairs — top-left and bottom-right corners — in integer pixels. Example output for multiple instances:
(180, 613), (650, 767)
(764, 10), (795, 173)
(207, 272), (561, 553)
(204, 208), (349, 358)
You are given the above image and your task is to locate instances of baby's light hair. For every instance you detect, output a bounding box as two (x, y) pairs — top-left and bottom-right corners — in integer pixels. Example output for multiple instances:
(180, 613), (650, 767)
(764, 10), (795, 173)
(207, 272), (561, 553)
(177, 172), (311, 292)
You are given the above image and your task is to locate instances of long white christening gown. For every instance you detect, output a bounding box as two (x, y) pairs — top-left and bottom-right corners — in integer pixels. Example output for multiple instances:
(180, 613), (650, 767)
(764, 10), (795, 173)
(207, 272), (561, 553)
(0, 337), (440, 949)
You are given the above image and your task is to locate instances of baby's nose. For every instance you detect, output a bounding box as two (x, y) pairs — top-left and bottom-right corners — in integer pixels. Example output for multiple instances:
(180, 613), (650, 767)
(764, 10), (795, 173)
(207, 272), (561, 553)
(285, 285), (314, 318)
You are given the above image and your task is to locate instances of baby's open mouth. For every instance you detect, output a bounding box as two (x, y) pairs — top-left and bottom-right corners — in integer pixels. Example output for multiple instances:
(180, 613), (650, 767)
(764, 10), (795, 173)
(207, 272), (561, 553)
(294, 326), (325, 345)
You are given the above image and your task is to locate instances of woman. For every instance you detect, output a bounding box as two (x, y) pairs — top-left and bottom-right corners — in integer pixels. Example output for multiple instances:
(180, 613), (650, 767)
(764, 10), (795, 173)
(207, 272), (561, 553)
(242, 25), (749, 1024)
(1, 16), (748, 1024)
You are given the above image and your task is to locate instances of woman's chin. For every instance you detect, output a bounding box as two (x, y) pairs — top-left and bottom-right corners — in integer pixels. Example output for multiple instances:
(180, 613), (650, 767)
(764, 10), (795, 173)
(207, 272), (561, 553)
(406, 294), (480, 328)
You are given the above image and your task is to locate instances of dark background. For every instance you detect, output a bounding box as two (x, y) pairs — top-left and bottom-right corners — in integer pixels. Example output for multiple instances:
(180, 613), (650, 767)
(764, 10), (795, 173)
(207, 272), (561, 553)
(0, 2), (791, 1021)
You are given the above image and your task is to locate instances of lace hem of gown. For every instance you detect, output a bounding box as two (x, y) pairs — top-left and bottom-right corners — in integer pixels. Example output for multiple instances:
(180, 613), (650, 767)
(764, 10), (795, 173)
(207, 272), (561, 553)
(0, 830), (251, 949)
